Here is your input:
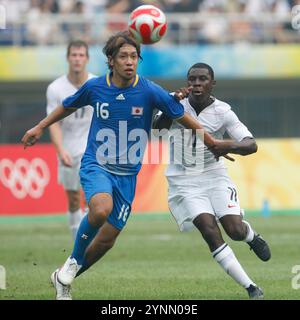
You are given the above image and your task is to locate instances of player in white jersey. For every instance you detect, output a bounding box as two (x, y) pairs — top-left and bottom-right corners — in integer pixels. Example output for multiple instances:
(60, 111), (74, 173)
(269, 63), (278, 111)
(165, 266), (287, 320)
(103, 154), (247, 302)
(153, 63), (271, 299)
(46, 40), (94, 240)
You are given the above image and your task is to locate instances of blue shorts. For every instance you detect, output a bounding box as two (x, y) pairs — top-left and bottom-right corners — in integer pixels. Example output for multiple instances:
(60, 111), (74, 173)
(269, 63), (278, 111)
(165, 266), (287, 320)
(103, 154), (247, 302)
(80, 165), (137, 230)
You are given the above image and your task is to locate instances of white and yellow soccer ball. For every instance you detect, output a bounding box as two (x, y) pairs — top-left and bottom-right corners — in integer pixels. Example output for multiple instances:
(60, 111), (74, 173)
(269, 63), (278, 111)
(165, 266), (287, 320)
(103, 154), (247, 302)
(128, 5), (167, 45)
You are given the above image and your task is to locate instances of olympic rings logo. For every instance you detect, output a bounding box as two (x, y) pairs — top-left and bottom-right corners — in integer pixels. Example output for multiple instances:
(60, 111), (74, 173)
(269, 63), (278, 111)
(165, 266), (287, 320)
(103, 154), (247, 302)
(0, 158), (50, 199)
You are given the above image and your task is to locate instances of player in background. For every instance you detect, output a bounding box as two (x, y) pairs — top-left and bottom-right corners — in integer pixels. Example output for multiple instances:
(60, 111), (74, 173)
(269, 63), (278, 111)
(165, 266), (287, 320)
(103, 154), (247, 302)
(22, 32), (233, 300)
(46, 40), (95, 240)
(153, 63), (271, 299)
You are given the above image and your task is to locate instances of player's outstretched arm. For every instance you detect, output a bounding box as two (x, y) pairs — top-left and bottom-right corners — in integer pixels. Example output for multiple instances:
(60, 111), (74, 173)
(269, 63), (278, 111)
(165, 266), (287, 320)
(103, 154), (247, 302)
(177, 113), (235, 162)
(21, 105), (76, 148)
(152, 86), (192, 131)
(176, 112), (216, 148)
(211, 137), (258, 156)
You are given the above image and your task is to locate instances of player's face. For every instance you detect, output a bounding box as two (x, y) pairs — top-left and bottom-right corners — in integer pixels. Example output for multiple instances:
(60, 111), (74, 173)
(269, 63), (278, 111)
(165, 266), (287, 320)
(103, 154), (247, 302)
(187, 68), (215, 99)
(67, 46), (89, 74)
(111, 44), (138, 82)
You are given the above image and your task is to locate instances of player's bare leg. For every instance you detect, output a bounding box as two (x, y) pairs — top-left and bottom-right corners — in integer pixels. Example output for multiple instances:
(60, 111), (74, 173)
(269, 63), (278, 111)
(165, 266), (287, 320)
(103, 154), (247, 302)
(193, 213), (224, 252)
(64, 223), (121, 280)
(220, 215), (271, 262)
(88, 193), (113, 226)
(66, 190), (83, 240)
(57, 193), (113, 285)
(193, 213), (263, 299)
(82, 222), (120, 268)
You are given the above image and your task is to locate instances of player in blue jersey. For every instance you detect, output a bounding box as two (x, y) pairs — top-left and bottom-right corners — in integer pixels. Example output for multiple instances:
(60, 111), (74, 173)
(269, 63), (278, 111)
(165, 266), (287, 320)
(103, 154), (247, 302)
(22, 31), (233, 300)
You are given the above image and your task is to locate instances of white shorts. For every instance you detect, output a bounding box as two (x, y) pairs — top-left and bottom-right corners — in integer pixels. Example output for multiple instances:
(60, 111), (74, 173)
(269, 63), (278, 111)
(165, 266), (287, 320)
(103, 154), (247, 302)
(58, 155), (82, 191)
(167, 169), (243, 232)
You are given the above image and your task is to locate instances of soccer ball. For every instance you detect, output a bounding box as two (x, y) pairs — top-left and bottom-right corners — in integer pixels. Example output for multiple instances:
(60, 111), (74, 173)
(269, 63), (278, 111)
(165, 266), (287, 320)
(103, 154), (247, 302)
(128, 5), (167, 45)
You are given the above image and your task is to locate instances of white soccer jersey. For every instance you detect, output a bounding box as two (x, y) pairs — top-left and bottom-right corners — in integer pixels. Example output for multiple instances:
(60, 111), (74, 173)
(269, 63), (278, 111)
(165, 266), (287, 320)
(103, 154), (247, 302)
(165, 97), (253, 176)
(46, 74), (95, 158)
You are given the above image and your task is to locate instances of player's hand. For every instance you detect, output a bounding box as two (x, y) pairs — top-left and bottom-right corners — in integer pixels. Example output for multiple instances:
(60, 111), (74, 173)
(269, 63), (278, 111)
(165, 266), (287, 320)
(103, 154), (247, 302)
(21, 125), (43, 149)
(174, 86), (192, 100)
(209, 140), (235, 162)
(59, 149), (73, 167)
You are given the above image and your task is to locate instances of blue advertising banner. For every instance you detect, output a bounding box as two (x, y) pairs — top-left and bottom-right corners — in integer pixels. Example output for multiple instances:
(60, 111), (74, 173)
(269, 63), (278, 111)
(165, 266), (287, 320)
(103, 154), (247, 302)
(1, 44), (300, 80)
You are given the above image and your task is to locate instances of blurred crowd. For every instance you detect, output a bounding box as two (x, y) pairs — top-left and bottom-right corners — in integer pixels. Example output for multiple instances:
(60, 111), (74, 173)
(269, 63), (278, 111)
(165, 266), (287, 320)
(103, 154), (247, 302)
(3, 0), (299, 15)
(0, 0), (299, 45)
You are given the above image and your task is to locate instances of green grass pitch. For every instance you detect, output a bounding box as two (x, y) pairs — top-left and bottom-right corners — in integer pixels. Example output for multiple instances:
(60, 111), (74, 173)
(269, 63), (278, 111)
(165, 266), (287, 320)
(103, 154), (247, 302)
(0, 213), (300, 300)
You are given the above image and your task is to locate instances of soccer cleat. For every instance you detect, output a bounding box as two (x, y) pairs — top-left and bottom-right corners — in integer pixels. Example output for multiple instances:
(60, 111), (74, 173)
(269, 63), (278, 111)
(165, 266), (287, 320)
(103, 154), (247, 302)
(57, 256), (81, 286)
(246, 284), (264, 299)
(51, 269), (72, 300)
(248, 234), (271, 261)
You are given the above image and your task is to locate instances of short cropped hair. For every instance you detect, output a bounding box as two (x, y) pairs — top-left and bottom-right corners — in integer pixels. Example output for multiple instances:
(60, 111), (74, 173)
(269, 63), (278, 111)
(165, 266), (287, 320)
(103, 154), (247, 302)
(67, 40), (89, 57)
(187, 63), (214, 80)
(103, 31), (142, 70)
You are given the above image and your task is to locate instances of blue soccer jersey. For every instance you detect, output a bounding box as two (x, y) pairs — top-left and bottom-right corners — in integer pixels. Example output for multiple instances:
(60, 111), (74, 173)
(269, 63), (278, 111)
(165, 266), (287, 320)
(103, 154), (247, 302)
(63, 73), (184, 175)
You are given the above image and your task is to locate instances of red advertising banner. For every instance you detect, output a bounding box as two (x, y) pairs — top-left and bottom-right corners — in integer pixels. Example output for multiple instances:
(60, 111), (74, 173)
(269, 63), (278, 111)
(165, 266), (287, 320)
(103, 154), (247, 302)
(0, 144), (67, 214)
(0, 144), (169, 215)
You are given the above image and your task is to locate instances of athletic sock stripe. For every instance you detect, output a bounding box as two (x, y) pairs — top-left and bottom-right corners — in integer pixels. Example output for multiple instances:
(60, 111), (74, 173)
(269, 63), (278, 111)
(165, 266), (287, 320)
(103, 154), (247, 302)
(212, 244), (228, 258)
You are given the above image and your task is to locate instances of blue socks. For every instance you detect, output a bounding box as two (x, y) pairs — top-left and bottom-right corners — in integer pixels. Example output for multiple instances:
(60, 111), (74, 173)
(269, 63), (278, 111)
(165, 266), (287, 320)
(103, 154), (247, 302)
(71, 213), (99, 266)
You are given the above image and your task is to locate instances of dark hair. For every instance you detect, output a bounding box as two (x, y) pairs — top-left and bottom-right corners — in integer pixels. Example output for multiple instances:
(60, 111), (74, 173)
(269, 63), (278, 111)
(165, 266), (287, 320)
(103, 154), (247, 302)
(187, 63), (214, 80)
(67, 40), (89, 57)
(102, 31), (142, 71)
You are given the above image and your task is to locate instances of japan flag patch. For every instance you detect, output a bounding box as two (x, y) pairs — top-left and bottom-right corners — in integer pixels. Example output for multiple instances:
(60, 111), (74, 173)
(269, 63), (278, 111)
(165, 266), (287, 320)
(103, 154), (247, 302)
(131, 106), (143, 116)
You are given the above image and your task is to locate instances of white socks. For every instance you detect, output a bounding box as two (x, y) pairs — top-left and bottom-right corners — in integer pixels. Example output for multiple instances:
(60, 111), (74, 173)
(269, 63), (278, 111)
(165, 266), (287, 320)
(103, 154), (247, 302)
(213, 243), (254, 289)
(243, 220), (255, 243)
(67, 209), (84, 240)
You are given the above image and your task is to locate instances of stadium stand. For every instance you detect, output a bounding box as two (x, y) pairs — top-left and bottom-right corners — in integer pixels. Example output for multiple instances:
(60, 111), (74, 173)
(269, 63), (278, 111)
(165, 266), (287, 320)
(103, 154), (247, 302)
(0, 0), (299, 46)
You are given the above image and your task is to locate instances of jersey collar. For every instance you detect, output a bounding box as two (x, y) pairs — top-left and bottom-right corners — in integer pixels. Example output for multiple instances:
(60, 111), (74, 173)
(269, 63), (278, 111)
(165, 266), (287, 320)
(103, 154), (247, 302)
(106, 73), (139, 88)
